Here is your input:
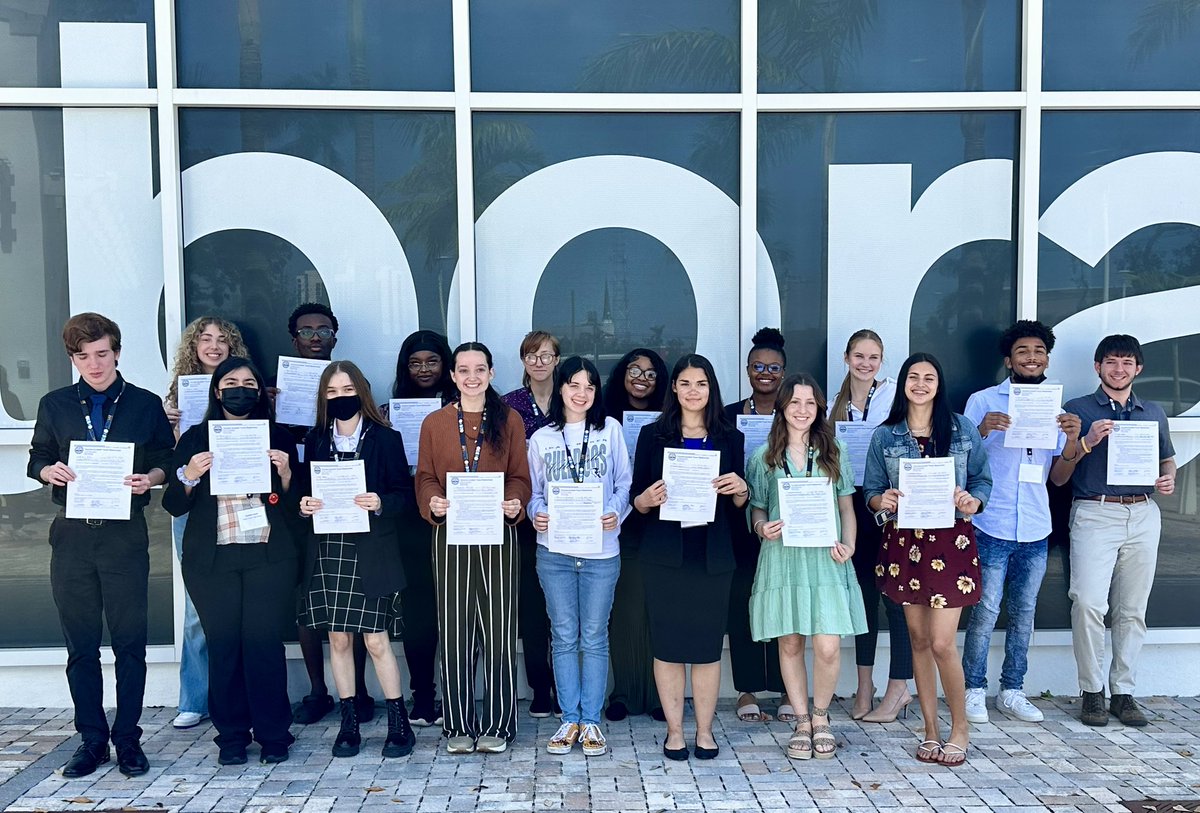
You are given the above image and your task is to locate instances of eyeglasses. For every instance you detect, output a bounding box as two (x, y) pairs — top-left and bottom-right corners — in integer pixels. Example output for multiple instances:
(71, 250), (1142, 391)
(751, 362), (783, 375)
(626, 366), (657, 381)
(295, 327), (336, 340)
(523, 352), (559, 366)
(408, 360), (441, 372)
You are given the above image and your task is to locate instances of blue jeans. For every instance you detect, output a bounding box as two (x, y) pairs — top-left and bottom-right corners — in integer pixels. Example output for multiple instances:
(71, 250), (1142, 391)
(536, 546), (620, 725)
(173, 514), (209, 715)
(962, 529), (1048, 692)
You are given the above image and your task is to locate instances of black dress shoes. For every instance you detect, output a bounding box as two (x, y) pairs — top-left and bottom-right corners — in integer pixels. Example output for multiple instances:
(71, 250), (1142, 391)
(61, 742), (110, 778)
(115, 741), (149, 777)
(217, 745), (248, 765)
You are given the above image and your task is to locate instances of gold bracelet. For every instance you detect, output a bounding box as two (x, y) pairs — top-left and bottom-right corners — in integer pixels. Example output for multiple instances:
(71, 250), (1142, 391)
(1080, 438), (1091, 455)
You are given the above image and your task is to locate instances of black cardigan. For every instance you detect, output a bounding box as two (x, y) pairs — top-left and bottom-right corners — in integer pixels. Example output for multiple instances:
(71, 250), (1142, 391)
(628, 422), (746, 575)
(163, 421), (303, 577)
(296, 420), (414, 600)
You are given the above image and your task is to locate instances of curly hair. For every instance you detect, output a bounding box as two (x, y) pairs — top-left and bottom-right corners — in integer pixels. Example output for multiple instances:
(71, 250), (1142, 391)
(166, 316), (250, 407)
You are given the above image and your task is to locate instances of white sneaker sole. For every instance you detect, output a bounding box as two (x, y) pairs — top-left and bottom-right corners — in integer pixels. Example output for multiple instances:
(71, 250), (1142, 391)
(998, 705), (1044, 723)
(582, 744), (607, 757)
(546, 742), (575, 755)
(965, 708), (990, 724)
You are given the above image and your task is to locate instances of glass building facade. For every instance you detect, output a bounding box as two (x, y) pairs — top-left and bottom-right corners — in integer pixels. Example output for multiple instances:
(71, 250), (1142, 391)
(1, 2), (1198, 667)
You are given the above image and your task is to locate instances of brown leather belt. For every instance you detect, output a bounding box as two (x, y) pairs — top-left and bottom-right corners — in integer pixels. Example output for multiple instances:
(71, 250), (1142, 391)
(1076, 494), (1150, 505)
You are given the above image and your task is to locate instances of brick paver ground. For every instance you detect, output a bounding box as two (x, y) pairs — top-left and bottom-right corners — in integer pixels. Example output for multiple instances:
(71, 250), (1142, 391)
(0, 696), (1197, 812)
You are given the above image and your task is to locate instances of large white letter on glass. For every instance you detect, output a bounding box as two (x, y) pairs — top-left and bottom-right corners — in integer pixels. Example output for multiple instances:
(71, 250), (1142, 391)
(825, 160), (1013, 396)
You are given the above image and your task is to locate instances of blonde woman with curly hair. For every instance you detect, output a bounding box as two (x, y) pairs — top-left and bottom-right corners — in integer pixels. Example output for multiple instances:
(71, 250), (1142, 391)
(164, 315), (248, 731)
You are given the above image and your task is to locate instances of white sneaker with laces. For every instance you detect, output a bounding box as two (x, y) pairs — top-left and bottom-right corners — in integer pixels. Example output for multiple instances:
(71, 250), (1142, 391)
(965, 688), (989, 724)
(997, 688), (1044, 722)
(172, 711), (206, 729)
(580, 723), (607, 757)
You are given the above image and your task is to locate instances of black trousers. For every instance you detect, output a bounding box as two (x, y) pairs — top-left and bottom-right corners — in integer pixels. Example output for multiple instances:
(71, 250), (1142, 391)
(850, 489), (913, 680)
(727, 549), (785, 694)
(398, 517), (439, 704)
(606, 551), (660, 714)
(49, 515), (149, 746)
(432, 523), (518, 740)
(185, 546), (296, 749)
(516, 520), (553, 697)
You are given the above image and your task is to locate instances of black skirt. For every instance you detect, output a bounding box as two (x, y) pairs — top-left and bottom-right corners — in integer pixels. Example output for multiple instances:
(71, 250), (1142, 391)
(301, 535), (402, 635)
(642, 528), (733, 664)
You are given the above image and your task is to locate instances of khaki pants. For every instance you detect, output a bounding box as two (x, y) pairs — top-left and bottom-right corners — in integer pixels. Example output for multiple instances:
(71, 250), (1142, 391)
(1067, 499), (1160, 695)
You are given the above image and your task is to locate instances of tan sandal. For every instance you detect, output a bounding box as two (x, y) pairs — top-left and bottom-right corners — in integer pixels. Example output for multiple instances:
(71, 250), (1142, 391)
(786, 713), (812, 760)
(811, 706), (836, 759)
(736, 692), (772, 723)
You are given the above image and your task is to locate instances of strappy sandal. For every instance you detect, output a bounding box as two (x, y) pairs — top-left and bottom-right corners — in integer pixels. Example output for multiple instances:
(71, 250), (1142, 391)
(939, 740), (968, 767)
(811, 706), (836, 759)
(785, 713), (812, 760)
(915, 739), (942, 764)
(736, 692), (772, 723)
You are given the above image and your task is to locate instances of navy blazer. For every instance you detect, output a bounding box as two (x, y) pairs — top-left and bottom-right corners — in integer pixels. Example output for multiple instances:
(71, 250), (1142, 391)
(297, 420), (414, 599)
(628, 421), (746, 575)
(164, 421), (303, 577)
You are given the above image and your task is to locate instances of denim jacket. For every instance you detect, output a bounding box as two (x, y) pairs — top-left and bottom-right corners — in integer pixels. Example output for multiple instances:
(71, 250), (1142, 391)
(862, 413), (992, 519)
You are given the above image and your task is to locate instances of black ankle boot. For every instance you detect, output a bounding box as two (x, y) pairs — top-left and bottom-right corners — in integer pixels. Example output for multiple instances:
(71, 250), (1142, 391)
(382, 697), (416, 758)
(332, 698), (361, 757)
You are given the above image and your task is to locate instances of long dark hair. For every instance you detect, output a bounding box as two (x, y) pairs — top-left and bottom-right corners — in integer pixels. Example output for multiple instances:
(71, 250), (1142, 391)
(204, 356), (274, 422)
(392, 329), (453, 400)
(764, 373), (841, 477)
(603, 348), (668, 420)
(884, 352), (953, 457)
(654, 354), (731, 439)
(451, 341), (508, 449)
(548, 356), (606, 431)
(317, 360), (389, 429)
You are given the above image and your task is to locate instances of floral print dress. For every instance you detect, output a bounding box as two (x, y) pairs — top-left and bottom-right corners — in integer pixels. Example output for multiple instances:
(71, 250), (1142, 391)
(875, 437), (982, 609)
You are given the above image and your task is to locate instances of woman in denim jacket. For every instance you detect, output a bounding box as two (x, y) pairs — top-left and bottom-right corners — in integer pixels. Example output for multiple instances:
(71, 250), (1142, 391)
(863, 352), (991, 768)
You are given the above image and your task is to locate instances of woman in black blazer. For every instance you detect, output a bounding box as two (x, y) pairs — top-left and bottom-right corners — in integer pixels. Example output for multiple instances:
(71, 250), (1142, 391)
(629, 354), (749, 761)
(163, 356), (301, 767)
(297, 361), (416, 759)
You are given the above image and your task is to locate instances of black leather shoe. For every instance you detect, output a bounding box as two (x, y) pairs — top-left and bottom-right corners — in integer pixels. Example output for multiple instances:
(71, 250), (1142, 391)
(1110, 694), (1149, 727)
(61, 742), (109, 778)
(115, 742), (149, 777)
(217, 745), (247, 766)
(1080, 690), (1108, 727)
(293, 692), (336, 724)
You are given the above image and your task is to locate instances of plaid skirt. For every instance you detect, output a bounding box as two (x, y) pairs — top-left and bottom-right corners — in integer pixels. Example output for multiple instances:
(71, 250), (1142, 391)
(301, 535), (403, 635)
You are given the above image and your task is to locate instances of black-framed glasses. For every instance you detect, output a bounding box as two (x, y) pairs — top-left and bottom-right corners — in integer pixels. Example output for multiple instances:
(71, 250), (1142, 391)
(523, 352), (558, 366)
(408, 359), (441, 372)
(627, 366), (657, 381)
(751, 362), (783, 375)
(295, 327), (336, 340)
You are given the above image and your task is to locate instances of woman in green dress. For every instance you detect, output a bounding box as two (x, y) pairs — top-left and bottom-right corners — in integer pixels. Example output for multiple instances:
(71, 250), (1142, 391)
(747, 373), (867, 760)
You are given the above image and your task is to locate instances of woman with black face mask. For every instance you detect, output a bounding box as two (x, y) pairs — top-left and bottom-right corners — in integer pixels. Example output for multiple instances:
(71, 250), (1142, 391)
(295, 361), (416, 759)
(163, 356), (301, 766)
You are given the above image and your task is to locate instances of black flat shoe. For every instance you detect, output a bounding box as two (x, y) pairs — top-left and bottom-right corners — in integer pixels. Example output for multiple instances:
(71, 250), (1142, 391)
(693, 743), (720, 760)
(115, 742), (149, 777)
(605, 701), (628, 722)
(260, 744), (289, 764)
(61, 742), (109, 778)
(217, 745), (247, 766)
(293, 693), (335, 725)
(663, 743), (689, 761)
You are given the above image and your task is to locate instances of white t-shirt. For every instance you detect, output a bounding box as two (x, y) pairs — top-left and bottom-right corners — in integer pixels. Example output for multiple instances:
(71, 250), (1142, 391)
(828, 377), (897, 429)
(526, 416), (632, 559)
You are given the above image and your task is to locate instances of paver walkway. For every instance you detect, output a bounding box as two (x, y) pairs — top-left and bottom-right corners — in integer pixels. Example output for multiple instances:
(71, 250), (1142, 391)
(1, 696), (1197, 812)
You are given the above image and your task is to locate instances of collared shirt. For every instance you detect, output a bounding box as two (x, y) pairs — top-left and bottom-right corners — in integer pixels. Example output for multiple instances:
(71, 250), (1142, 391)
(831, 377), (897, 428)
(964, 379), (1066, 542)
(27, 374), (175, 511)
(1064, 386), (1174, 499)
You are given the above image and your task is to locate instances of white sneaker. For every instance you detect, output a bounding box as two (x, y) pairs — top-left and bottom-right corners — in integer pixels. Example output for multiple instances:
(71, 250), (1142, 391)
(965, 688), (989, 724)
(997, 689), (1044, 722)
(580, 723), (607, 757)
(172, 711), (207, 729)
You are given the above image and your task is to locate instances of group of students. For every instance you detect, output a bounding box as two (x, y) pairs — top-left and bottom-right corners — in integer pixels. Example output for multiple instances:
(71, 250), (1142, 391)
(28, 306), (1174, 778)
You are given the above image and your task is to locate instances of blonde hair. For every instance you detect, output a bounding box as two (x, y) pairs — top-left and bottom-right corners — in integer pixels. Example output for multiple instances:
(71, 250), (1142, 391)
(519, 330), (560, 388)
(166, 317), (250, 407)
(830, 329), (883, 422)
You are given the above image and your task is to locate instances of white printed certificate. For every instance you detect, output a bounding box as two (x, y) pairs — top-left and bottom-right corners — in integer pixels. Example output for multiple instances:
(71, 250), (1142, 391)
(660, 448), (720, 524)
(311, 459), (370, 534)
(65, 441), (134, 520)
(622, 411), (660, 465)
(778, 477), (837, 548)
(176, 375), (211, 434)
(547, 481), (604, 555)
(835, 422), (874, 487)
(1004, 384), (1063, 450)
(1107, 421), (1159, 486)
(274, 356), (329, 427)
(388, 398), (440, 467)
(736, 414), (773, 471)
(446, 472), (504, 545)
(897, 457), (956, 530)
(208, 420), (271, 496)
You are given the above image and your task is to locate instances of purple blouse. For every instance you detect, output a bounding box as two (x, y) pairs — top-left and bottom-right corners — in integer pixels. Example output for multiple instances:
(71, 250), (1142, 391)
(501, 387), (552, 440)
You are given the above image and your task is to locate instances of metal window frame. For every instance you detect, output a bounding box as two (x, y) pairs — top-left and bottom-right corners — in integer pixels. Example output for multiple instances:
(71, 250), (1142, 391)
(1, 0), (1199, 662)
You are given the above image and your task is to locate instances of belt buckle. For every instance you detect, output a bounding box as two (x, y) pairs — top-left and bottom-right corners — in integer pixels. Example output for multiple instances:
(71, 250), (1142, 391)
(84, 518), (106, 527)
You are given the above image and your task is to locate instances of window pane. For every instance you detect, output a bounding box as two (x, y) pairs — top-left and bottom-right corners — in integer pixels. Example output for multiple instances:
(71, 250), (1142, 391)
(758, 0), (1020, 92)
(472, 112), (739, 390)
(176, 0), (453, 90)
(179, 109), (457, 395)
(1044, 0), (1200, 90)
(470, 0), (739, 92)
(0, 1), (155, 88)
(0, 109), (172, 648)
